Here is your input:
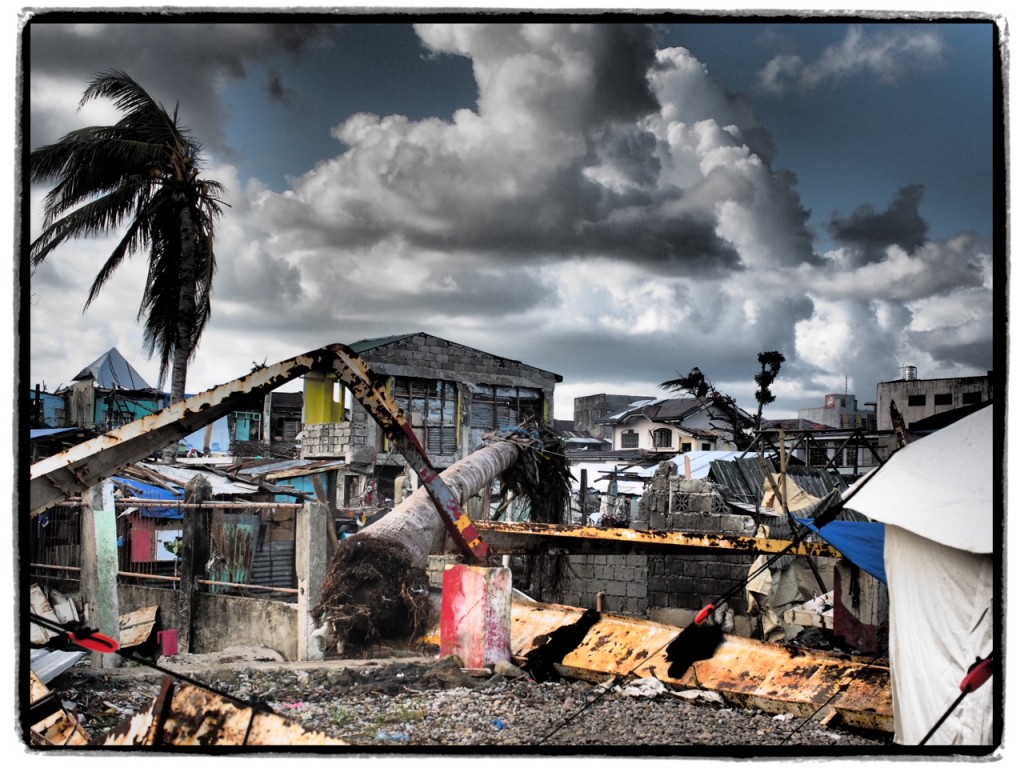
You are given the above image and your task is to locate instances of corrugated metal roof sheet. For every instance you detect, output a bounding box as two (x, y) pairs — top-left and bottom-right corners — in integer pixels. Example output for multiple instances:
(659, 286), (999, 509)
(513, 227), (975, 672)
(347, 333), (419, 353)
(30, 648), (87, 684)
(154, 466), (260, 496)
(72, 347), (152, 390)
(709, 457), (848, 505)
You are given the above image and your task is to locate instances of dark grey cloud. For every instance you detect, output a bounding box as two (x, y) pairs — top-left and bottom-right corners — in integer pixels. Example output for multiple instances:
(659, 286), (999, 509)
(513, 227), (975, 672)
(827, 184), (929, 264)
(26, 20), (342, 154)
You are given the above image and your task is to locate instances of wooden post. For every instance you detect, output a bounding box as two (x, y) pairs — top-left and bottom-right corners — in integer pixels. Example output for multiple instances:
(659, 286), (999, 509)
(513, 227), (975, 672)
(296, 502), (329, 661)
(177, 475), (212, 653)
(80, 481), (120, 669)
(578, 468), (587, 522)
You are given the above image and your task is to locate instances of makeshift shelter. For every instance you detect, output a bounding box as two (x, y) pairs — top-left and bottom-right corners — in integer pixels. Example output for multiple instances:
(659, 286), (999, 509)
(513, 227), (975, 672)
(840, 404), (997, 746)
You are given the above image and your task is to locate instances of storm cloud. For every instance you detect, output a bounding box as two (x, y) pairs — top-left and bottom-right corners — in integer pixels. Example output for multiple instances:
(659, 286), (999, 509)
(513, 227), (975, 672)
(24, 19), (996, 418)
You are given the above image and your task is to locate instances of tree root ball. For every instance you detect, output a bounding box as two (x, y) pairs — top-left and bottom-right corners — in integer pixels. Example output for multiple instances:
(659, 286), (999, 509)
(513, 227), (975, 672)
(313, 534), (434, 656)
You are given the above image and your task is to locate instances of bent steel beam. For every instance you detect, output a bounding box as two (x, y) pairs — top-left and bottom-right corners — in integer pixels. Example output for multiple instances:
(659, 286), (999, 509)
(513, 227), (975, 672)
(29, 344), (486, 559)
(472, 519), (840, 558)
(29, 347), (333, 518)
(323, 343), (487, 560)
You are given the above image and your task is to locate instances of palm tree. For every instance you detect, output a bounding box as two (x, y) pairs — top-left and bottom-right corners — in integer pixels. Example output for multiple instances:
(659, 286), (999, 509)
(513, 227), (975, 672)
(30, 69), (225, 419)
(315, 427), (571, 653)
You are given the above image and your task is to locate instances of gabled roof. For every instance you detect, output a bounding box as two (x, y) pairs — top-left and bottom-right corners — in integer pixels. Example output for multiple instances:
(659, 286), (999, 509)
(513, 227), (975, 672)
(72, 347), (152, 390)
(348, 331), (563, 381)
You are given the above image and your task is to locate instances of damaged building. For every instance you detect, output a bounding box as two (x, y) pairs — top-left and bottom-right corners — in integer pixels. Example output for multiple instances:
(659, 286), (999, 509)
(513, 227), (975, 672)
(300, 332), (561, 514)
(24, 342), (999, 748)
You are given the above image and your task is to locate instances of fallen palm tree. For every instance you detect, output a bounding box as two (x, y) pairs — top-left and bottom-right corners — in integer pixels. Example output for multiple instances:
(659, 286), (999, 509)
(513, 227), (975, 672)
(314, 427), (571, 655)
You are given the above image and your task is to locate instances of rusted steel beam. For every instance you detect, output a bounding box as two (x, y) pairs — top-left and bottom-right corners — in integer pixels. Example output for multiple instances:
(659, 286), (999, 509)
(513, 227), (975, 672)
(30, 347), (337, 518)
(30, 342), (486, 563)
(473, 520), (841, 558)
(503, 601), (892, 733)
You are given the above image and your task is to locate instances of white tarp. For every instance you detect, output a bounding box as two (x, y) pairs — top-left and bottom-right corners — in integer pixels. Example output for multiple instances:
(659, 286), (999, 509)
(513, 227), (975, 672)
(841, 404), (996, 746)
(844, 405), (993, 553)
(885, 526), (993, 745)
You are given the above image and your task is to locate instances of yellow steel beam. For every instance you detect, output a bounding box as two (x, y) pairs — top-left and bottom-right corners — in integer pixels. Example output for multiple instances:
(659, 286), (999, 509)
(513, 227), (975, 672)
(505, 600), (892, 733)
(473, 520), (841, 558)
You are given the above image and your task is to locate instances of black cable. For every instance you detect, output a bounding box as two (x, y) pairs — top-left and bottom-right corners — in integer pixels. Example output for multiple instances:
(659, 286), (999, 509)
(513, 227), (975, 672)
(536, 486), (856, 746)
(28, 613), (274, 715)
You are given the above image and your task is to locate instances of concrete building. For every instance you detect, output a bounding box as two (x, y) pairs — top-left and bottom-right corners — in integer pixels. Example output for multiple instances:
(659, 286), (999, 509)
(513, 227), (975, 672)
(599, 397), (748, 454)
(300, 332), (562, 508)
(798, 392), (877, 431)
(875, 366), (994, 431)
(573, 393), (654, 439)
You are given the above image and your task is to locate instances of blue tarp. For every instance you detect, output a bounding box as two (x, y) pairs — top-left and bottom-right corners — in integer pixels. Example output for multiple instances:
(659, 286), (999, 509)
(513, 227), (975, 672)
(797, 516), (887, 585)
(113, 476), (183, 519)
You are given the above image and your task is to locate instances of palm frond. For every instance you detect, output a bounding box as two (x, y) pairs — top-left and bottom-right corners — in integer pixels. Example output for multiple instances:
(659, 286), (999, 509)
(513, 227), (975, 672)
(30, 69), (225, 402)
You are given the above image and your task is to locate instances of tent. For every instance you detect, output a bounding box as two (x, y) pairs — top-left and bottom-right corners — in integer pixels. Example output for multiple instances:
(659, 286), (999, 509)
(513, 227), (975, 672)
(842, 404), (997, 747)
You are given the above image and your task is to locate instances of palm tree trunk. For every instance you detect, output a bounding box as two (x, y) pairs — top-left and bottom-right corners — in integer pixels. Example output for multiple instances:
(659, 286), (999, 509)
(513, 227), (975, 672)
(161, 205), (197, 463)
(358, 439), (521, 564)
(315, 439), (522, 653)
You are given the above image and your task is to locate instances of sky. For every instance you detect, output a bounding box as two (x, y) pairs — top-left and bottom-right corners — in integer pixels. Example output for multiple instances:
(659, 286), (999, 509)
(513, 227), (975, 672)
(18, 11), (1005, 421)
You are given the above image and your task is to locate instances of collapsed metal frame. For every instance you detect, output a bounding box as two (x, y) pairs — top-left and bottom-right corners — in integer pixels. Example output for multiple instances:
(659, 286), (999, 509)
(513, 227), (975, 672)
(29, 343), (489, 559)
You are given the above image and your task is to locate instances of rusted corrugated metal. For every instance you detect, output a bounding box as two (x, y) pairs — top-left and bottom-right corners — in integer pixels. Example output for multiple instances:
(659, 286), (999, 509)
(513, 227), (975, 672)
(250, 540), (297, 590)
(29, 671), (93, 746)
(426, 599), (892, 733)
(104, 678), (348, 746)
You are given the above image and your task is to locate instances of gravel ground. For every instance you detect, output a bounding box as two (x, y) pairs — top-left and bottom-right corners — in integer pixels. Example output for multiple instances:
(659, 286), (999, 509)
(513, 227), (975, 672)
(44, 647), (896, 754)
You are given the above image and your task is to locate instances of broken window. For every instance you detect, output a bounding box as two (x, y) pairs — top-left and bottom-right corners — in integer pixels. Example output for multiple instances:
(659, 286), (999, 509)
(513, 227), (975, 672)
(393, 377), (458, 454)
(232, 411), (261, 441)
(470, 385), (544, 430)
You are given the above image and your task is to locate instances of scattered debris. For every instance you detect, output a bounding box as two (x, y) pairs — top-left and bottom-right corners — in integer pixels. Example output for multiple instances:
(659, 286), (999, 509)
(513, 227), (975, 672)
(103, 677), (349, 746)
(28, 671), (92, 746)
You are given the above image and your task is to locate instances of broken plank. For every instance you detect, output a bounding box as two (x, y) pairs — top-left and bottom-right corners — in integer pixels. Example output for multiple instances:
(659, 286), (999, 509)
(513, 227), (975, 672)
(118, 605), (159, 649)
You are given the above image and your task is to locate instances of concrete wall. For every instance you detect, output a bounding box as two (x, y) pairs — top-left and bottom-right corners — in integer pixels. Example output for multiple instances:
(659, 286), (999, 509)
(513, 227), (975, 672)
(117, 584), (300, 660)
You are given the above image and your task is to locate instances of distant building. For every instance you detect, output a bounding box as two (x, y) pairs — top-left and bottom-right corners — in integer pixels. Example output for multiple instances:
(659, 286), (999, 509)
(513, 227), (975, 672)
(60, 347), (167, 431)
(573, 393), (655, 439)
(599, 397), (748, 454)
(798, 393), (877, 431)
(875, 366), (994, 431)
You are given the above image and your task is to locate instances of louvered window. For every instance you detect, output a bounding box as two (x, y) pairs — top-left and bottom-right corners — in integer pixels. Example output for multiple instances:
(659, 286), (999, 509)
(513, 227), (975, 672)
(392, 377), (458, 454)
(470, 385), (544, 430)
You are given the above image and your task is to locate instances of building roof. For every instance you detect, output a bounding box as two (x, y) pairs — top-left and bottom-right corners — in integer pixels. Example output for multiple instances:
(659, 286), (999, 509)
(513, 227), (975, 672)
(600, 397), (729, 426)
(760, 418), (833, 432)
(348, 332), (563, 382)
(72, 347), (152, 390)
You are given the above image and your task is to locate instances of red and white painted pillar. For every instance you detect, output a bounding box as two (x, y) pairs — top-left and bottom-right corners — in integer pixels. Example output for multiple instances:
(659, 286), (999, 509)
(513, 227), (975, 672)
(439, 564), (512, 668)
